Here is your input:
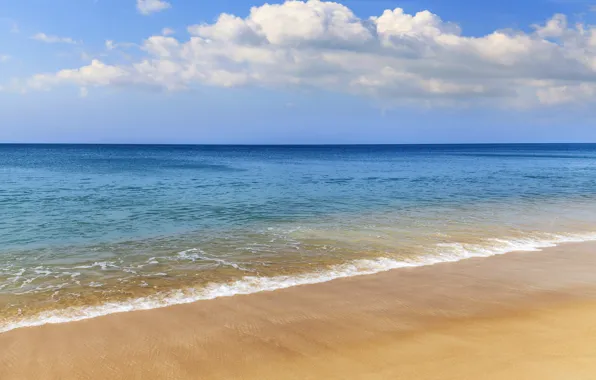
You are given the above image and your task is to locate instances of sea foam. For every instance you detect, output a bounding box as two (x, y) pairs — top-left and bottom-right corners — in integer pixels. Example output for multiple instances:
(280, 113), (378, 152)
(1, 231), (595, 334)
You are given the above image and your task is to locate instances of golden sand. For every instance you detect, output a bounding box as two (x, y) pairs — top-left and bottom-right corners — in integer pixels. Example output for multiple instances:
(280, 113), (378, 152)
(2, 242), (596, 379)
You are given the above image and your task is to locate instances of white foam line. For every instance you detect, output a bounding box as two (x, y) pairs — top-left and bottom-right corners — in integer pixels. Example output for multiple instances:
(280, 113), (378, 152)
(2, 232), (596, 334)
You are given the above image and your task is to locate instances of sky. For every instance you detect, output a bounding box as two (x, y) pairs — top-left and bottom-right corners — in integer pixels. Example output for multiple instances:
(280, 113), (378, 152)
(1, 0), (596, 144)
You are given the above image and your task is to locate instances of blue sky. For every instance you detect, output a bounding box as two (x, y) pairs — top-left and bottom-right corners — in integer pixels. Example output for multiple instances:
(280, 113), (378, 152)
(1, 0), (596, 143)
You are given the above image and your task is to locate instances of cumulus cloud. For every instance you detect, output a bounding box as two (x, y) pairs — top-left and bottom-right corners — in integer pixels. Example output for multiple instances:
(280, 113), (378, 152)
(28, 60), (129, 90)
(14, 1), (596, 107)
(137, 0), (171, 15)
(31, 33), (77, 44)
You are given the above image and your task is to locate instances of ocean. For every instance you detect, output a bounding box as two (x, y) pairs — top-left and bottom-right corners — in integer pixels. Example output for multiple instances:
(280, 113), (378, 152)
(1, 143), (596, 333)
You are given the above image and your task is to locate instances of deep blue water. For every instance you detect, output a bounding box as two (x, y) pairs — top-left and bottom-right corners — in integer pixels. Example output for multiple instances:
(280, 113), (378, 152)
(2, 144), (596, 251)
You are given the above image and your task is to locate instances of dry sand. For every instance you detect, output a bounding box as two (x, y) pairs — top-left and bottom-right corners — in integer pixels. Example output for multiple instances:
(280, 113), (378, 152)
(2, 242), (596, 379)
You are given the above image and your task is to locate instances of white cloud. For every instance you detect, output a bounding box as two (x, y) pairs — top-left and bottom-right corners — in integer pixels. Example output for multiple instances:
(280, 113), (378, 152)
(79, 87), (89, 98)
(14, 1), (596, 107)
(105, 40), (137, 52)
(28, 60), (128, 90)
(536, 82), (596, 105)
(32, 33), (77, 44)
(137, 0), (171, 15)
(533, 13), (567, 38)
(162, 27), (175, 36)
(0, 55), (10, 63)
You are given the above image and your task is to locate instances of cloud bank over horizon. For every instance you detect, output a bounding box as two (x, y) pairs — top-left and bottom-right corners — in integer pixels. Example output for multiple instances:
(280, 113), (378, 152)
(7, 0), (596, 108)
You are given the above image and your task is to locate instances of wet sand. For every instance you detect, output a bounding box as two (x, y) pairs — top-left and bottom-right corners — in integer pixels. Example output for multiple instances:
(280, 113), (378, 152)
(2, 242), (596, 379)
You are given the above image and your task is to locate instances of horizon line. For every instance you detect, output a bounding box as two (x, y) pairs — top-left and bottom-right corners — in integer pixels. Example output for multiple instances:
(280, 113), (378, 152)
(1, 142), (596, 146)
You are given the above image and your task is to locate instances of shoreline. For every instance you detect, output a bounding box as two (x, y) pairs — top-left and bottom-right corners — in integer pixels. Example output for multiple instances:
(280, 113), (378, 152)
(2, 241), (596, 378)
(3, 232), (596, 334)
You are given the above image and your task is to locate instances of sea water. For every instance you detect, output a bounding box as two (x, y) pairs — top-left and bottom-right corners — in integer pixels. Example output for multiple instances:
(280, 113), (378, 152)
(2, 144), (596, 332)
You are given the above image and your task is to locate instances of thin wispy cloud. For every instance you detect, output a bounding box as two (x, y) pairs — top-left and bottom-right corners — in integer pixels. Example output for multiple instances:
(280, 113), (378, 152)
(161, 27), (175, 36)
(105, 40), (136, 50)
(137, 0), (171, 15)
(0, 55), (11, 63)
(31, 33), (78, 44)
(0, 18), (20, 33)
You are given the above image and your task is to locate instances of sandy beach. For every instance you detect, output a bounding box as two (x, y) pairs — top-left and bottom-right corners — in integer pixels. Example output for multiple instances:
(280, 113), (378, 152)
(2, 242), (596, 379)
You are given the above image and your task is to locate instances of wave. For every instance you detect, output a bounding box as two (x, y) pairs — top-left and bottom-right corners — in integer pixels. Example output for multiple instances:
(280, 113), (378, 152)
(1, 231), (596, 334)
(177, 248), (252, 271)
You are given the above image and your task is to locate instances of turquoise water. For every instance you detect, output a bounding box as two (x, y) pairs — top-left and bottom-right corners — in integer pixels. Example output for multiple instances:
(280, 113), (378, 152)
(2, 144), (596, 332)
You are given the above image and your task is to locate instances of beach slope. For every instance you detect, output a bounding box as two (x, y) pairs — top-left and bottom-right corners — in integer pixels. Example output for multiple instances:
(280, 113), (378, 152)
(2, 242), (596, 379)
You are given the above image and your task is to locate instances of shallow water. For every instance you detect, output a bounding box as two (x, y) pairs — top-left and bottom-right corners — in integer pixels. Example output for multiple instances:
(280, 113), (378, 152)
(2, 144), (596, 332)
